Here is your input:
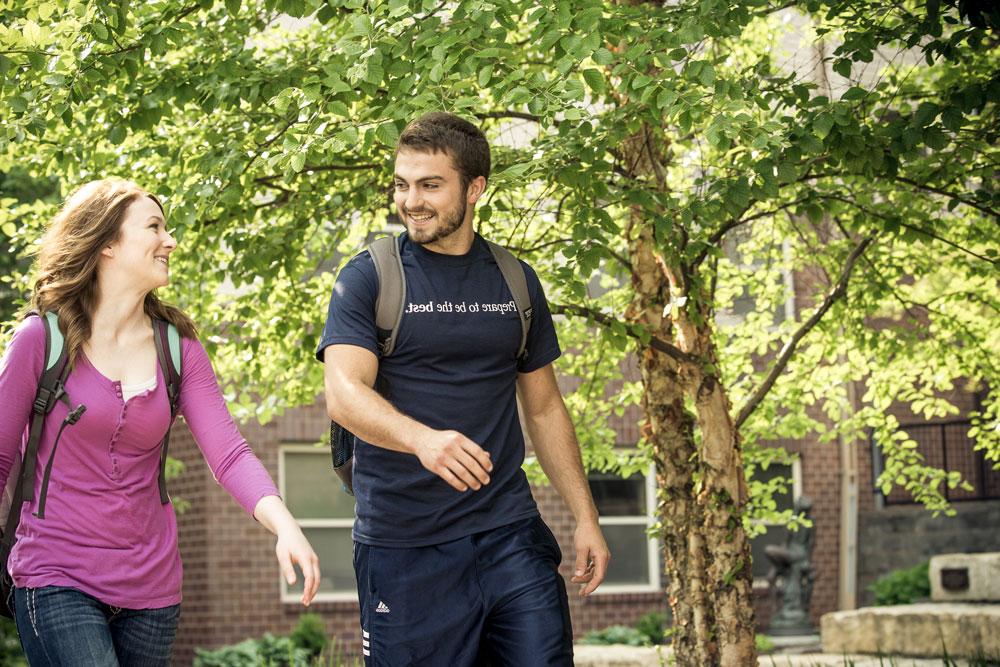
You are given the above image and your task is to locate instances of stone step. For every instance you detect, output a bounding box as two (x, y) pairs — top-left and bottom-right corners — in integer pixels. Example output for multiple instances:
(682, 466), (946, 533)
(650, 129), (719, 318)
(821, 602), (1000, 659)
(572, 645), (980, 666)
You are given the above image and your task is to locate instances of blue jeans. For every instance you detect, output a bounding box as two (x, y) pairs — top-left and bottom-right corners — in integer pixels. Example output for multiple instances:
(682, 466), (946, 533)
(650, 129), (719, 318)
(13, 586), (180, 666)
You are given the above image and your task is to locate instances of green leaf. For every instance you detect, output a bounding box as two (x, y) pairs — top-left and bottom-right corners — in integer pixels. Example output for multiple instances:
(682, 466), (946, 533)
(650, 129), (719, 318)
(290, 152), (306, 173)
(1, 223), (16, 237)
(108, 125), (126, 144)
(478, 66), (492, 88)
(581, 69), (605, 95)
(8, 96), (28, 113)
(225, 0), (240, 14)
(776, 162), (796, 182)
(632, 74), (653, 90)
(813, 113), (835, 139)
(841, 87), (867, 101)
(592, 48), (613, 66)
(913, 102), (940, 127)
(375, 121), (399, 146)
(698, 63), (715, 86)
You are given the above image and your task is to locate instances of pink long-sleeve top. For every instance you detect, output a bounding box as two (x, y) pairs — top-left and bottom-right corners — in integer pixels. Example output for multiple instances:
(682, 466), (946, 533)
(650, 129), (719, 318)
(0, 315), (279, 609)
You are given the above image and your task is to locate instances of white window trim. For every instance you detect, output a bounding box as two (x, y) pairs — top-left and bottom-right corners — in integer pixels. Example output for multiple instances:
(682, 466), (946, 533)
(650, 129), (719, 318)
(279, 443), (357, 603)
(751, 458), (803, 588)
(593, 466), (662, 595)
(716, 237), (796, 329)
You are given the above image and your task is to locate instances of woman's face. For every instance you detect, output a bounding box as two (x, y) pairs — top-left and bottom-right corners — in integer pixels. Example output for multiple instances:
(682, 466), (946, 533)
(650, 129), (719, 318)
(102, 195), (176, 291)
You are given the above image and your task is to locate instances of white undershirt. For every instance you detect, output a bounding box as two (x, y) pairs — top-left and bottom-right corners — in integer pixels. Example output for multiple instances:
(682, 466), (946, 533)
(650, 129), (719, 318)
(121, 376), (157, 402)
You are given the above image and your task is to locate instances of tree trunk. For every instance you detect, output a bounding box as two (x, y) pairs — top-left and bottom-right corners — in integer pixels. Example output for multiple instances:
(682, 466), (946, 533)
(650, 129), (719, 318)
(623, 128), (757, 666)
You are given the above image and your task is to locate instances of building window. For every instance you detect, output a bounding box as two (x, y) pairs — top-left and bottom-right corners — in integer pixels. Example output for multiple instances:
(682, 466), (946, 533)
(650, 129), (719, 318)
(715, 228), (795, 329)
(279, 444), (356, 602)
(588, 469), (661, 593)
(749, 459), (802, 581)
(872, 419), (1000, 505)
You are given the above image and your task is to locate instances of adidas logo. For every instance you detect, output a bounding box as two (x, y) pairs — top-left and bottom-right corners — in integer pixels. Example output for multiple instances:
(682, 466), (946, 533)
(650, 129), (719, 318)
(376, 600), (391, 614)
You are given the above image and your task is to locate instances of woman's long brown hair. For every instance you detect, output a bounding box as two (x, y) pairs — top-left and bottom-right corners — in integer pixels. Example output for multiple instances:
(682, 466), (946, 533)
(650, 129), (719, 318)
(23, 178), (197, 368)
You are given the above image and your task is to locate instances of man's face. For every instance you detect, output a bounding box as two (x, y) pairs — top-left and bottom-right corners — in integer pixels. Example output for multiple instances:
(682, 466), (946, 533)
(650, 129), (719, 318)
(393, 148), (474, 248)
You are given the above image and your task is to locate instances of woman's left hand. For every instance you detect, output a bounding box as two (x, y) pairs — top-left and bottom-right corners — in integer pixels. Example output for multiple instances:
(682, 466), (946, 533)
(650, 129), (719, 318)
(276, 526), (321, 606)
(254, 495), (322, 606)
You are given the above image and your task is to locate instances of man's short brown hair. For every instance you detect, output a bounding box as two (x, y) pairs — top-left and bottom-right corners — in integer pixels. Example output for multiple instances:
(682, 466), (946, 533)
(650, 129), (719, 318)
(397, 112), (490, 190)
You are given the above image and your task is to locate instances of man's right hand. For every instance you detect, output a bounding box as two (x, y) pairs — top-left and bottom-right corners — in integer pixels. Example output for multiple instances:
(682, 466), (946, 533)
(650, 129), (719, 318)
(414, 430), (493, 492)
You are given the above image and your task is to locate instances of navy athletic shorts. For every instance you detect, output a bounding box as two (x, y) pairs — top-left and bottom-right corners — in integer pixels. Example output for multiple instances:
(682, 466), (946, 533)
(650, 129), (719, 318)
(353, 515), (574, 666)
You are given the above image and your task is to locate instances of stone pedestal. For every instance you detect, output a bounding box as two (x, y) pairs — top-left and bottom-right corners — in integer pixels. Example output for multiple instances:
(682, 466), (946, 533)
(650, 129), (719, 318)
(930, 552), (1000, 602)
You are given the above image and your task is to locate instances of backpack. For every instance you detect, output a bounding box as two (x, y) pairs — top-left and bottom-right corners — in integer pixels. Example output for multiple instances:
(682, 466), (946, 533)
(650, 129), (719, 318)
(0, 311), (182, 618)
(330, 233), (533, 495)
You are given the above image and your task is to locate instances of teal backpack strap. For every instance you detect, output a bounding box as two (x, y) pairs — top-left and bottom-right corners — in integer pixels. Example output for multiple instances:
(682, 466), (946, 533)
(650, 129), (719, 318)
(485, 240), (533, 362)
(166, 323), (181, 378)
(152, 320), (181, 504)
(368, 233), (406, 357)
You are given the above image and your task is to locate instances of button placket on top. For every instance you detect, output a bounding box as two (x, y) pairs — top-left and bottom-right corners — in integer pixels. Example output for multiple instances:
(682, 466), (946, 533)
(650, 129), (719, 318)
(110, 381), (123, 480)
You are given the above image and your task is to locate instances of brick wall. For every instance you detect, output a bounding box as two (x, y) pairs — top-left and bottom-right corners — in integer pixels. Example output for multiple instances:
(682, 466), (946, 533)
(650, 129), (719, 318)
(171, 393), (847, 665)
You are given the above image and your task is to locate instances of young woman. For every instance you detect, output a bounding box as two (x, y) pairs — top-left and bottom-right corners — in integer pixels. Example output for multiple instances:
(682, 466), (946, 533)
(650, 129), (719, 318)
(0, 178), (320, 665)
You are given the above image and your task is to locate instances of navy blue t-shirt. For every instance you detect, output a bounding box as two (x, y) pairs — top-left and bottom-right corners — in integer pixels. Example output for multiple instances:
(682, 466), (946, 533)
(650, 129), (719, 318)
(316, 233), (561, 547)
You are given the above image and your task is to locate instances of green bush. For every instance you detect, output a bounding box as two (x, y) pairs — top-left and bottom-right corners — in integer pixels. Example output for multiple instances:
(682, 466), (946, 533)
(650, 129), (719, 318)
(194, 633), (311, 667)
(291, 613), (329, 658)
(580, 625), (650, 646)
(634, 611), (669, 645)
(755, 634), (775, 653)
(0, 616), (26, 666)
(869, 561), (931, 606)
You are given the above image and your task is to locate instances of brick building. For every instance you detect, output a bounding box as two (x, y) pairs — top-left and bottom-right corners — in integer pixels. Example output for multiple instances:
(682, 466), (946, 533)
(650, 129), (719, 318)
(167, 259), (997, 663)
(168, 383), (996, 666)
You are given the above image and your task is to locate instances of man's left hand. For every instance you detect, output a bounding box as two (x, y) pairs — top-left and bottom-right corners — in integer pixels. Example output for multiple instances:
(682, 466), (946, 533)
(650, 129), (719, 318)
(570, 520), (610, 597)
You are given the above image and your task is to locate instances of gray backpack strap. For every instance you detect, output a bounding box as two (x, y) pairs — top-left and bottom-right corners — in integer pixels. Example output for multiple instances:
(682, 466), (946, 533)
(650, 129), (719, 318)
(368, 234), (406, 357)
(485, 240), (533, 361)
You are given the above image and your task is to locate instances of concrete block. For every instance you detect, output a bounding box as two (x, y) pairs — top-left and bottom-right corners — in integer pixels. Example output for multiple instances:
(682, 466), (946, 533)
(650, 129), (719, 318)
(572, 645), (668, 667)
(821, 603), (1000, 658)
(930, 552), (1000, 602)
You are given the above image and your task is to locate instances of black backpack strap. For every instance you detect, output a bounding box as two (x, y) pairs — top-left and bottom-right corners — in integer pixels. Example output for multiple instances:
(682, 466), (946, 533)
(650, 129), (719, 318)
(6, 312), (75, 529)
(485, 240), (533, 361)
(22, 313), (73, 506)
(153, 319), (182, 504)
(368, 233), (406, 357)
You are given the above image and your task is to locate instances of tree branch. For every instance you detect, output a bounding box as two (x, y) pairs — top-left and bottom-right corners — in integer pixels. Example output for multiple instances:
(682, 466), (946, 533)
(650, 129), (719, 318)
(475, 111), (541, 123)
(550, 303), (700, 365)
(819, 193), (997, 265)
(890, 175), (1000, 220)
(735, 234), (876, 429)
(255, 163), (379, 183)
(693, 197), (811, 268)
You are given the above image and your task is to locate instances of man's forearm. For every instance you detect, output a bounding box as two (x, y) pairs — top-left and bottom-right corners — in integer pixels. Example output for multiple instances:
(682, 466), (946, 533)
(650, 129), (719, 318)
(526, 401), (599, 524)
(327, 378), (430, 455)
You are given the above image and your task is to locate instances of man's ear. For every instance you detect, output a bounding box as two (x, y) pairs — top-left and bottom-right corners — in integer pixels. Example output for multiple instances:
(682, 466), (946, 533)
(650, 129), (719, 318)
(467, 176), (487, 204)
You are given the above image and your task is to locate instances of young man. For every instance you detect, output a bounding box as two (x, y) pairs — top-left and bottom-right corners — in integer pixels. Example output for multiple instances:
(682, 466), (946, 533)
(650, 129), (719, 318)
(317, 112), (610, 666)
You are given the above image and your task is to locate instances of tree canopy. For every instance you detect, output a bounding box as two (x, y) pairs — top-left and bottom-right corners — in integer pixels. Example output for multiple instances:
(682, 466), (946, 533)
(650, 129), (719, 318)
(2, 1), (998, 662)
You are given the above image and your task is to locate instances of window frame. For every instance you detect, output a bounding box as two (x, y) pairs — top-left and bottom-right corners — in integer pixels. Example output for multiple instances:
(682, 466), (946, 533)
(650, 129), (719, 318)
(278, 443), (357, 604)
(591, 465), (662, 595)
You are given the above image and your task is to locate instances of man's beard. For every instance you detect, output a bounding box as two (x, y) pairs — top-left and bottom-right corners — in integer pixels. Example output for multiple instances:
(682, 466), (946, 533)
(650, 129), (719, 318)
(405, 197), (467, 246)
